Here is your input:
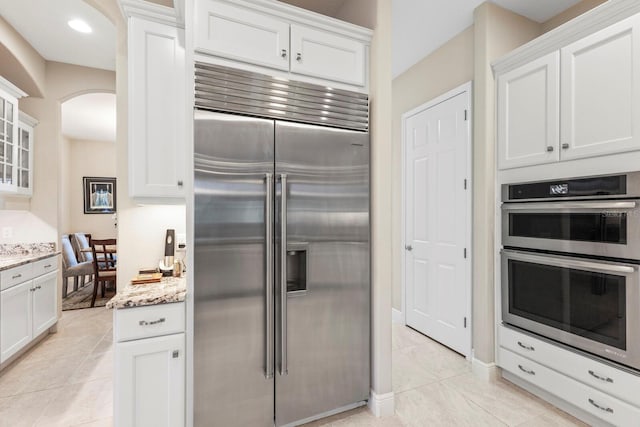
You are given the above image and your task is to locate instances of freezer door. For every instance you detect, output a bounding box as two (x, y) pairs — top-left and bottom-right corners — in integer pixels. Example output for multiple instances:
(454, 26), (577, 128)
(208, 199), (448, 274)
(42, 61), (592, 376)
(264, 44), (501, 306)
(194, 111), (275, 427)
(275, 121), (370, 426)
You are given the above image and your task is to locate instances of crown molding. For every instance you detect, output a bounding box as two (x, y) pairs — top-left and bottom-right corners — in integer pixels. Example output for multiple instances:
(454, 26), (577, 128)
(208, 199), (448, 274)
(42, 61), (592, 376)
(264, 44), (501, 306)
(493, 0), (640, 75)
(0, 76), (28, 100)
(18, 111), (39, 127)
(119, 0), (184, 28)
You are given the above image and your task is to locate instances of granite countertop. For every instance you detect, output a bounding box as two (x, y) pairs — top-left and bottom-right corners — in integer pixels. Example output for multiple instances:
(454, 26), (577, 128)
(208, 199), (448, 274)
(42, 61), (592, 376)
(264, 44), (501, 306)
(0, 243), (59, 272)
(106, 276), (187, 309)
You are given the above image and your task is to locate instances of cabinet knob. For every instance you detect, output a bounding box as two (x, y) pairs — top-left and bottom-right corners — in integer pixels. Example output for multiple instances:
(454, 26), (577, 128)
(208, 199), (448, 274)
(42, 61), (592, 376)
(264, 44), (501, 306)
(172, 350), (180, 358)
(177, 180), (184, 187)
(281, 49), (287, 59)
(405, 245), (413, 251)
(296, 53), (302, 62)
(561, 143), (570, 149)
(546, 146), (554, 152)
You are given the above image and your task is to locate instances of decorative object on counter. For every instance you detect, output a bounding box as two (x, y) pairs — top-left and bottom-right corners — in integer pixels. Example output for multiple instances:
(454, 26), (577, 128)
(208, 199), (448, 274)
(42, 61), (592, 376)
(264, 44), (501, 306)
(83, 176), (117, 214)
(159, 229), (175, 276)
(106, 276), (186, 309)
(0, 242), (56, 257)
(131, 272), (163, 285)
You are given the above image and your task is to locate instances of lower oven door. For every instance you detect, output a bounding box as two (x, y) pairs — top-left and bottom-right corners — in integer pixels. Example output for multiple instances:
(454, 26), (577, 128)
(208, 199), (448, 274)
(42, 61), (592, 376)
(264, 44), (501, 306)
(502, 200), (640, 259)
(502, 249), (640, 370)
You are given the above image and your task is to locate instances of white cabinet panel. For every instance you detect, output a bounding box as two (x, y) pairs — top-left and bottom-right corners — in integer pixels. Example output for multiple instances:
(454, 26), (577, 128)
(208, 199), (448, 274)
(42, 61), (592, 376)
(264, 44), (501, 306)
(0, 280), (32, 363)
(561, 14), (640, 160)
(32, 271), (57, 337)
(196, 0), (290, 71)
(115, 333), (185, 427)
(115, 302), (185, 342)
(497, 52), (560, 169)
(129, 17), (186, 199)
(500, 347), (640, 426)
(0, 262), (33, 291)
(290, 24), (365, 86)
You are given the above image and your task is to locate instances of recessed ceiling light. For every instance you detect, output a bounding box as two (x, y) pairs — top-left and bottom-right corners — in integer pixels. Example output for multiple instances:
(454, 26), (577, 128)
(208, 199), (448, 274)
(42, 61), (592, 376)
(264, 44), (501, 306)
(68, 19), (92, 33)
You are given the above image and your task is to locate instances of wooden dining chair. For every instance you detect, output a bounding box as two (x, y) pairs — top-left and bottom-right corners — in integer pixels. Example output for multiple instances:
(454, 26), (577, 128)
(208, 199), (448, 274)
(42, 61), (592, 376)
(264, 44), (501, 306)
(90, 238), (117, 307)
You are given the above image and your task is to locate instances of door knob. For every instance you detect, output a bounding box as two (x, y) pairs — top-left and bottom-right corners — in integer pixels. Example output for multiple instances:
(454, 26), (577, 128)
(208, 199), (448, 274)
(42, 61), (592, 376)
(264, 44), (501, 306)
(405, 245), (413, 251)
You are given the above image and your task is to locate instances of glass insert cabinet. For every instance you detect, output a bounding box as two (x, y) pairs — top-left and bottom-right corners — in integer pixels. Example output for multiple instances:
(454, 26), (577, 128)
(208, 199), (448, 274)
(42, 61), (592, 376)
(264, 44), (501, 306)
(0, 77), (31, 195)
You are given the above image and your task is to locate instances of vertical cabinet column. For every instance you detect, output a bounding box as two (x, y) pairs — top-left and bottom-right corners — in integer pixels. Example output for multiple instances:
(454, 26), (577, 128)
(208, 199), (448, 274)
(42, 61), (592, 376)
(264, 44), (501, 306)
(128, 17), (186, 199)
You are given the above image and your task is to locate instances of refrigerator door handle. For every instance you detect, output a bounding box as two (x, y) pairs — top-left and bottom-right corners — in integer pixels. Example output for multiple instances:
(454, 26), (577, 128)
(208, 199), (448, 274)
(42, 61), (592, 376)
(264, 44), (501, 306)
(265, 173), (274, 379)
(280, 173), (289, 376)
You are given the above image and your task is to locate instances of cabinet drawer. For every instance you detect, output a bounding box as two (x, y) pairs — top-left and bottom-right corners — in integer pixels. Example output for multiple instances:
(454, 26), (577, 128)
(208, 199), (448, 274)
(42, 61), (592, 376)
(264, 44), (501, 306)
(500, 325), (640, 408)
(31, 256), (58, 278)
(500, 347), (640, 426)
(0, 263), (33, 291)
(115, 302), (185, 342)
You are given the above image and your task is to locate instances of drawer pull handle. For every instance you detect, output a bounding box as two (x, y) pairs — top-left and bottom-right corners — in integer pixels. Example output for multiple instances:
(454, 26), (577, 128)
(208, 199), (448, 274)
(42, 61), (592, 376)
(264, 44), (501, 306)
(588, 398), (614, 414)
(518, 364), (535, 376)
(44, 264), (52, 268)
(139, 318), (166, 326)
(517, 341), (535, 351)
(589, 370), (614, 383)
(12, 274), (22, 279)
(35, 285), (41, 290)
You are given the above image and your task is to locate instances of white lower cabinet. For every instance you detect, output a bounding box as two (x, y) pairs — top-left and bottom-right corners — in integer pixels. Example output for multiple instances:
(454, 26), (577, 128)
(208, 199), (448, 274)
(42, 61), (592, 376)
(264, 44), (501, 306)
(0, 259), (58, 364)
(499, 326), (640, 425)
(0, 280), (32, 362)
(115, 333), (185, 427)
(114, 302), (186, 427)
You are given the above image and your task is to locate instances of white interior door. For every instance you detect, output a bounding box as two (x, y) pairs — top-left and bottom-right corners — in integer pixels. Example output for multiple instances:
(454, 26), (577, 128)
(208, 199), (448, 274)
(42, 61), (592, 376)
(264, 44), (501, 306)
(404, 85), (471, 356)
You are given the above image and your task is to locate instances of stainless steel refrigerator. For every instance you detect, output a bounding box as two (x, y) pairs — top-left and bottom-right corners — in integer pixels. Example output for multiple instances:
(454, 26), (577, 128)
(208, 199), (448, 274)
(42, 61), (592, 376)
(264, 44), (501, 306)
(193, 64), (370, 427)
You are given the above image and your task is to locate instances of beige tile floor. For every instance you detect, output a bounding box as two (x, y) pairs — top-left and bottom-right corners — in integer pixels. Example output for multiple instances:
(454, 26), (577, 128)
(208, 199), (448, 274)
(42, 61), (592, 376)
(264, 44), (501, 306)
(0, 307), (113, 427)
(0, 308), (586, 427)
(304, 323), (587, 427)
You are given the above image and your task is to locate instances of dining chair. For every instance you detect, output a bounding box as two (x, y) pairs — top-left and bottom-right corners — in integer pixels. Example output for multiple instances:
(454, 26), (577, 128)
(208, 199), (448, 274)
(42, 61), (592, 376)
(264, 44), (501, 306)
(71, 233), (93, 263)
(90, 238), (117, 307)
(61, 235), (94, 298)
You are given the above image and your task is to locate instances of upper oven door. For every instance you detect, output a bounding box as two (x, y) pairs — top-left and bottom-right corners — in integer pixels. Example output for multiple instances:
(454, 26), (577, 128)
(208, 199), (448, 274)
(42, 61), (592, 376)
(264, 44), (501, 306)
(502, 200), (640, 259)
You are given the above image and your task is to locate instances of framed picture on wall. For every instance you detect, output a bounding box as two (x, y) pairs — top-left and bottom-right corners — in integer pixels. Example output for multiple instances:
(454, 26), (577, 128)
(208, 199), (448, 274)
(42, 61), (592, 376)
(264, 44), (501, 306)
(83, 177), (117, 214)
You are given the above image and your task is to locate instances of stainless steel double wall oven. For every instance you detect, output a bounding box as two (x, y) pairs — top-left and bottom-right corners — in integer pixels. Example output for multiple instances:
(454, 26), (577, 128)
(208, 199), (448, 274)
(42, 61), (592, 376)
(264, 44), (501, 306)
(501, 172), (640, 371)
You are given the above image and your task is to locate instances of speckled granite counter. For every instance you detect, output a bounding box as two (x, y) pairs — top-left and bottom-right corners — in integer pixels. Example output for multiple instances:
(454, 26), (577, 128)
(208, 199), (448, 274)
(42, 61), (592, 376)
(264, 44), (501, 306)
(0, 243), (58, 271)
(106, 276), (187, 309)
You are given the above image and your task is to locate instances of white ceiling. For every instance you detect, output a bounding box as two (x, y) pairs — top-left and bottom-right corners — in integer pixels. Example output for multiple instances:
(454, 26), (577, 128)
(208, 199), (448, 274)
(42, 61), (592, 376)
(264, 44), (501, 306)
(0, 0), (116, 71)
(61, 93), (116, 142)
(392, 0), (583, 78)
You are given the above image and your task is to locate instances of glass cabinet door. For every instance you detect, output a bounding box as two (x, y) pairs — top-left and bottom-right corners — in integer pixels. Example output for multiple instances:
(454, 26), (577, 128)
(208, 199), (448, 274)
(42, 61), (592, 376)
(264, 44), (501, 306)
(16, 113), (35, 196)
(0, 96), (15, 187)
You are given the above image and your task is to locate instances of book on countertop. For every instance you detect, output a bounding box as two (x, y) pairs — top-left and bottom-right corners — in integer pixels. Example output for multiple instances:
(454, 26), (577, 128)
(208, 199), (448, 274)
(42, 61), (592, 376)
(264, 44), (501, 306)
(131, 272), (163, 285)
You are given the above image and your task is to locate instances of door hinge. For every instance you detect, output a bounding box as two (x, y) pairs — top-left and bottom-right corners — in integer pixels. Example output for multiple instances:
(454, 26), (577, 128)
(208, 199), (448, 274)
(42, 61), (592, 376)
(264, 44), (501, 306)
(464, 317), (467, 328)
(464, 179), (467, 190)
(464, 248), (467, 258)
(464, 110), (468, 121)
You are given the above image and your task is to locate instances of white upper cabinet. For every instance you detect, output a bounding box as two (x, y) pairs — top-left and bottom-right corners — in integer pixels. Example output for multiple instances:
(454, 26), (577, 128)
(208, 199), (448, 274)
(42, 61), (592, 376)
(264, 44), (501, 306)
(496, 12), (640, 170)
(497, 52), (560, 169)
(128, 16), (186, 200)
(194, 0), (371, 90)
(0, 77), (26, 193)
(16, 112), (36, 196)
(560, 14), (640, 161)
(290, 24), (365, 86)
(196, 0), (290, 71)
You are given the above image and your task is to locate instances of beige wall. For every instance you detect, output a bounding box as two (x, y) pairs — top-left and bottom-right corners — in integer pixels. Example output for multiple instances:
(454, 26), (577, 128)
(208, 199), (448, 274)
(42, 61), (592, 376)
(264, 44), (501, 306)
(0, 15), (45, 97)
(391, 27), (475, 310)
(542, 0), (607, 32)
(64, 138), (117, 239)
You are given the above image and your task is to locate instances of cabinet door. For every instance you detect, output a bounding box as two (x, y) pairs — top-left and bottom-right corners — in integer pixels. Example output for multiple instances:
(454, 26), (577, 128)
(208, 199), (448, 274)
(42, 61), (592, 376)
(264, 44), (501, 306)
(115, 333), (185, 427)
(129, 17), (186, 199)
(497, 51), (560, 170)
(0, 91), (18, 193)
(32, 271), (57, 337)
(561, 14), (640, 161)
(290, 24), (366, 86)
(195, 0), (290, 71)
(16, 117), (34, 196)
(0, 280), (32, 363)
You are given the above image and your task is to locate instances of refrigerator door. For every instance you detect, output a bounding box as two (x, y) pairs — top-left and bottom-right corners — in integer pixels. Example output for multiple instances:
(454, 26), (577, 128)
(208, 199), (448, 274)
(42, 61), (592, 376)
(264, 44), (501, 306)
(194, 111), (275, 426)
(275, 121), (370, 426)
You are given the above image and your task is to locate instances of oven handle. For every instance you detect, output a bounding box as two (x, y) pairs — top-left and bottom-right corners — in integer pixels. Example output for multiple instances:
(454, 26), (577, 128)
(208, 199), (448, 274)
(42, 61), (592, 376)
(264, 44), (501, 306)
(502, 250), (637, 274)
(503, 201), (637, 211)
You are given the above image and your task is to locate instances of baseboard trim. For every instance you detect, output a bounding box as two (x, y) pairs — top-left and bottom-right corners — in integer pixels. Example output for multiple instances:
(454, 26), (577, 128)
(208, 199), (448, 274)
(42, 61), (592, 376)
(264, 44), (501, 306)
(471, 356), (498, 382)
(368, 389), (395, 417)
(391, 308), (402, 324)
